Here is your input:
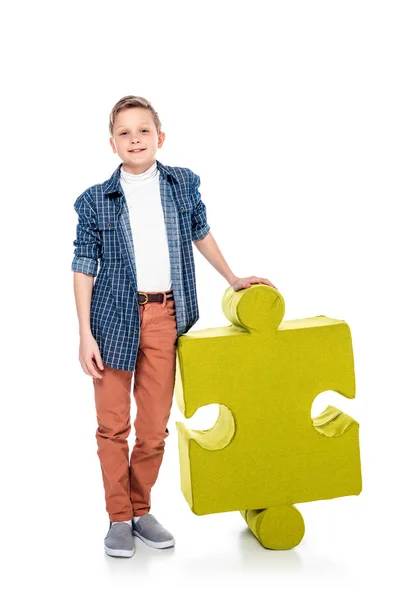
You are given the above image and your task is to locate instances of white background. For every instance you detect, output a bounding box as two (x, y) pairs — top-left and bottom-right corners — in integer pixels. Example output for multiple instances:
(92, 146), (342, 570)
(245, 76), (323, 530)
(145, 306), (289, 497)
(1, 0), (399, 598)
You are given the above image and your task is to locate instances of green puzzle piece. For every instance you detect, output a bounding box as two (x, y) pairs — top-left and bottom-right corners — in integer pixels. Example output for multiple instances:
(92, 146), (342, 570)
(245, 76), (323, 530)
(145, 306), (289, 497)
(174, 284), (362, 550)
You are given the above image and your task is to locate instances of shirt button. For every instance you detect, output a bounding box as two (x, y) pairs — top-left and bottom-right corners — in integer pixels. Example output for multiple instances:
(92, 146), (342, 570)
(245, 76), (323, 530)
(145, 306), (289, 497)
(107, 222), (112, 228)
(180, 206), (184, 210)
(134, 330), (138, 334)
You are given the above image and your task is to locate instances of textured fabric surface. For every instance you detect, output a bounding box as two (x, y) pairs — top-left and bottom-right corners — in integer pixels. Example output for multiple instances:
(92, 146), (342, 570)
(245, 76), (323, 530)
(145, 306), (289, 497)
(104, 521), (135, 557)
(120, 160), (173, 291)
(174, 283), (362, 549)
(93, 295), (178, 520)
(132, 513), (175, 548)
(72, 160), (210, 371)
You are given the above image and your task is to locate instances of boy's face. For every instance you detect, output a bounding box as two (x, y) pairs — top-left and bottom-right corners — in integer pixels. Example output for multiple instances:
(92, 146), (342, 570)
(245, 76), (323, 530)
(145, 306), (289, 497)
(109, 107), (165, 174)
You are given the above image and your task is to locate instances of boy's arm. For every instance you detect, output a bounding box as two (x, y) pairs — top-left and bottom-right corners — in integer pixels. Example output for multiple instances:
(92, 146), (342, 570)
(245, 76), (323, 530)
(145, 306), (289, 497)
(193, 233), (237, 286)
(72, 191), (101, 276)
(72, 191), (102, 335)
(191, 175), (278, 292)
(190, 172), (211, 242)
(190, 172), (238, 286)
(73, 273), (95, 336)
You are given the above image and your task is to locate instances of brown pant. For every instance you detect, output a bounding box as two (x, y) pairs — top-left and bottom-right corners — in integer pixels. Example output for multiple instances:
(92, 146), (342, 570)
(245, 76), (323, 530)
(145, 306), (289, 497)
(92, 289), (178, 521)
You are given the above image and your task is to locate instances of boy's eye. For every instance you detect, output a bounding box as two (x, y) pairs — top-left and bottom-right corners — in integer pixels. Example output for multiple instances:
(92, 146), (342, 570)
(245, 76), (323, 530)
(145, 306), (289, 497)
(120, 129), (148, 135)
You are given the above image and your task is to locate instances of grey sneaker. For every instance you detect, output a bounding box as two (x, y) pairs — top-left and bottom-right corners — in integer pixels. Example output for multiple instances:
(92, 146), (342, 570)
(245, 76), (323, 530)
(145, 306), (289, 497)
(132, 514), (175, 549)
(104, 521), (135, 557)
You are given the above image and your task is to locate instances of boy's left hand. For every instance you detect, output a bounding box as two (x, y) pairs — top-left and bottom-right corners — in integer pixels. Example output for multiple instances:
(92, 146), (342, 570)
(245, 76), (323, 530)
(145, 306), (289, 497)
(230, 276), (278, 292)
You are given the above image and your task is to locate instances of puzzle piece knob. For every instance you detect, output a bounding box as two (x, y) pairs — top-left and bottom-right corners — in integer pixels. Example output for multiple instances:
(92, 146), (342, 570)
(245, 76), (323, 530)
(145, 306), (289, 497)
(222, 284), (285, 332)
(240, 505), (305, 550)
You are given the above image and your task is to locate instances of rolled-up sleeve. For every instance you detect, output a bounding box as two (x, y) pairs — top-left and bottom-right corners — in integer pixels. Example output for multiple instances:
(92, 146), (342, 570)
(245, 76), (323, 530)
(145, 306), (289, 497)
(71, 191), (101, 277)
(191, 172), (211, 241)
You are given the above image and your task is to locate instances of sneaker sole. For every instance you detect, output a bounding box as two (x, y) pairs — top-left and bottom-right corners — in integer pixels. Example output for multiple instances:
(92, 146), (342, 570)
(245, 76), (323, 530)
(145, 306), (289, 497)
(104, 544), (135, 557)
(132, 529), (175, 549)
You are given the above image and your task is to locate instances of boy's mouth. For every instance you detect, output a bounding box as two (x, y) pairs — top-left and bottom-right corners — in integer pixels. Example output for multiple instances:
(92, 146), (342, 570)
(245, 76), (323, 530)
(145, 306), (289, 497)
(129, 149), (146, 153)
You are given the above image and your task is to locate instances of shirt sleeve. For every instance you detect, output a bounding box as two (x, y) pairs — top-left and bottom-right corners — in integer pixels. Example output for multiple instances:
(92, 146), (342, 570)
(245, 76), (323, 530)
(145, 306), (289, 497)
(71, 191), (101, 277)
(191, 172), (211, 241)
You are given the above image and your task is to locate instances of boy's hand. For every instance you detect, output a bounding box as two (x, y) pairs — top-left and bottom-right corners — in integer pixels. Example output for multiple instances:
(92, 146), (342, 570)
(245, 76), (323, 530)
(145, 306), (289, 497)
(230, 276), (278, 292)
(79, 332), (104, 379)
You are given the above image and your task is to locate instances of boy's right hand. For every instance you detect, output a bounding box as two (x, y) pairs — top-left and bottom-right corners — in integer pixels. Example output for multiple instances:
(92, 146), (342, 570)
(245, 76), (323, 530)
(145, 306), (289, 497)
(79, 332), (104, 379)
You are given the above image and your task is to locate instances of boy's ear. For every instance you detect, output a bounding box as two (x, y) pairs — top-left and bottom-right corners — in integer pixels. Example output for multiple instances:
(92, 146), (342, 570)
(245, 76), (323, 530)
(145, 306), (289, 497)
(109, 137), (117, 152)
(158, 131), (166, 148)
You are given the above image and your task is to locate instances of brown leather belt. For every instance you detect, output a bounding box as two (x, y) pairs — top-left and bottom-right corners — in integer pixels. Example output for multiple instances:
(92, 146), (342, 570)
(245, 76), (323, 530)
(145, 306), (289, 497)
(138, 290), (174, 305)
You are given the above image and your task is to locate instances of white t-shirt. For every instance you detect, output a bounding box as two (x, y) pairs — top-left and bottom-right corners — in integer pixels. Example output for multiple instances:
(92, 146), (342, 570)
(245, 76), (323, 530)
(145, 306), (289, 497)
(119, 161), (172, 293)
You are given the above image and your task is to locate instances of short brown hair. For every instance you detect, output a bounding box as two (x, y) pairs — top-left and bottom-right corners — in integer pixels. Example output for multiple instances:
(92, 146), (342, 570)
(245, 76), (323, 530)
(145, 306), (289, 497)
(109, 95), (162, 137)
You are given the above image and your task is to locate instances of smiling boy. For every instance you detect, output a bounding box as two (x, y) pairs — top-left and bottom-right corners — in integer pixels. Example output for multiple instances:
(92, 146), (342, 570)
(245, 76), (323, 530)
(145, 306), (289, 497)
(72, 95), (277, 558)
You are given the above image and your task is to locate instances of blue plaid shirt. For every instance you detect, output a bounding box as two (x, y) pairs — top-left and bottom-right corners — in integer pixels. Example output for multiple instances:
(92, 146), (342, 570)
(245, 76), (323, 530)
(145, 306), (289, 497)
(72, 160), (211, 371)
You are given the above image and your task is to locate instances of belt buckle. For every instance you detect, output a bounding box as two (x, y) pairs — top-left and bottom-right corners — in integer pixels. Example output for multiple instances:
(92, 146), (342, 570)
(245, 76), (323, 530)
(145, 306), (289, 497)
(139, 292), (148, 305)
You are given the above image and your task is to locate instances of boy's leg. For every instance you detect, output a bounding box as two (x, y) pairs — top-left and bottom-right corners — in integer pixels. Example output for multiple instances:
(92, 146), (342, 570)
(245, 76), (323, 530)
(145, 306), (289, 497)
(130, 290), (178, 517)
(92, 365), (133, 522)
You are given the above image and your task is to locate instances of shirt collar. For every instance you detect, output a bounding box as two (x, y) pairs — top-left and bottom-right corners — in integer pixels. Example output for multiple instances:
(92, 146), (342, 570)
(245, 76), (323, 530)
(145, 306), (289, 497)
(103, 159), (177, 196)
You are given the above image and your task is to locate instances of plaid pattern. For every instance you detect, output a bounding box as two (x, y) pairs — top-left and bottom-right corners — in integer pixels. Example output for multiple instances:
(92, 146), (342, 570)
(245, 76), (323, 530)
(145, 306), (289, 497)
(72, 160), (210, 371)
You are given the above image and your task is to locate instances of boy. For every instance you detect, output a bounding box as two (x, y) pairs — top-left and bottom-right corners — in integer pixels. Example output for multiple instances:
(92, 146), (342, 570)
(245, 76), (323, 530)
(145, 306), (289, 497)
(72, 95), (277, 558)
